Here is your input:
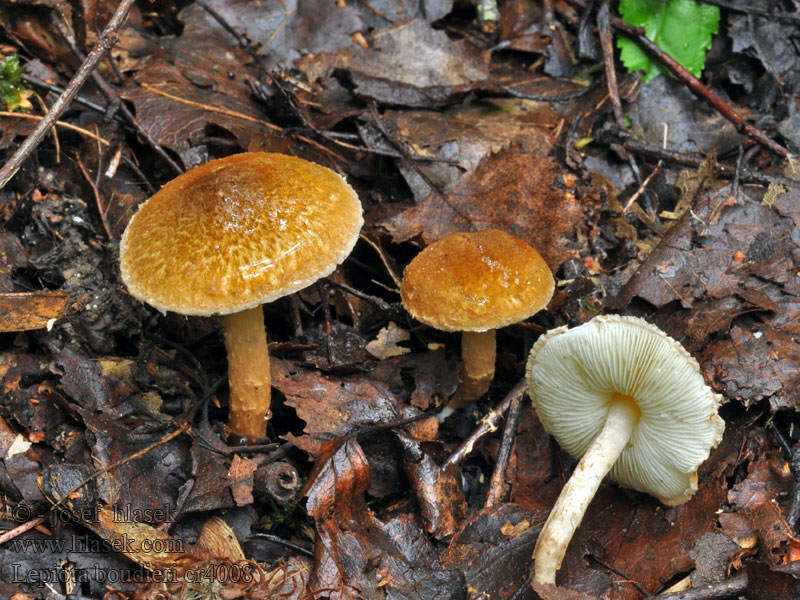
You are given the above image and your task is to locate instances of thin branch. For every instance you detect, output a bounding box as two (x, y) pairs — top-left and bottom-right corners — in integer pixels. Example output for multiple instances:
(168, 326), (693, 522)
(48, 424), (189, 514)
(568, 0), (793, 158)
(654, 572), (747, 600)
(446, 379), (528, 468)
(0, 516), (48, 546)
(484, 385), (525, 508)
(0, 0), (137, 189)
(599, 126), (797, 187)
(55, 25), (185, 176)
(0, 111), (111, 146)
(22, 73), (113, 116)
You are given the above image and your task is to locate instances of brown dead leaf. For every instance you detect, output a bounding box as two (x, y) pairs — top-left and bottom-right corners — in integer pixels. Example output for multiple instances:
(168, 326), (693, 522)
(273, 359), (419, 456)
(499, 0), (550, 53)
(227, 454), (257, 507)
(383, 144), (580, 269)
(121, 62), (270, 167)
(703, 326), (800, 411)
(179, 0), (363, 70)
(0, 291), (68, 332)
(442, 503), (540, 599)
(746, 561), (800, 600)
(395, 432), (466, 539)
(178, 441), (238, 514)
(298, 20), (488, 107)
(374, 99), (557, 204)
(304, 438), (465, 599)
(365, 321), (410, 359)
(728, 453), (795, 563)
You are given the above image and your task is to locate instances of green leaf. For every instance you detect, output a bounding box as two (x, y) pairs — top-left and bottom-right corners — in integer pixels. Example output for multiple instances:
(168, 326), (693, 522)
(0, 55), (32, 111)
(617, 0), (720, 82)
(0, 55), (24, 84)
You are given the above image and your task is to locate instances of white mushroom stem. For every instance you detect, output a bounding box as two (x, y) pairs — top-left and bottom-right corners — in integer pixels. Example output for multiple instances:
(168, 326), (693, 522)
(533, 395), (640, 585)
(222, 306), (271, 441)
(448, 329), (496, 410)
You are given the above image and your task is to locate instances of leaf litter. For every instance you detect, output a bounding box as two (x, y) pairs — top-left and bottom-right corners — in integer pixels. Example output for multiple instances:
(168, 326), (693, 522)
(1, 0), (800, 598)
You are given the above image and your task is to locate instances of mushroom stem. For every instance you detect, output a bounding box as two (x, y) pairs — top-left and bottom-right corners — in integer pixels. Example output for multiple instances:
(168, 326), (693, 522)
(449, 329), (496, 409)
(222, 307), (271, 441)
(533, 395), (640, 584)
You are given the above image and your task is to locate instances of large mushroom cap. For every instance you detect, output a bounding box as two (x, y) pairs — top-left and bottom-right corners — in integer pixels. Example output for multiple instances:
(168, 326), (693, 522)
(400, 229), (555, 332)
(119, 153), (363, 316)
(526, 315), (725, 505)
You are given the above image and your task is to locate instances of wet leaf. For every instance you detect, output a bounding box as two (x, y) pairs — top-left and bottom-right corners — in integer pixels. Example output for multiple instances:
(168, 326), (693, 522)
(304, 438), (465, 599)
(395, 432), (466, 539)
(0, 290), (68, 331)
(383, 144), (580, 269)
(227, 454), (257, 507)
(299, 20), (488, 108)
(273, 359), (419, 456)
(442, 503), (540, 598)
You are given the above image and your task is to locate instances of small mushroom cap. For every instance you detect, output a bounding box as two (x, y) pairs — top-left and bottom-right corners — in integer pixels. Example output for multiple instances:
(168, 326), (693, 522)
(119, 153), (363, 316)
(400, 230), (555, 332)
(526, 315), (725, 505)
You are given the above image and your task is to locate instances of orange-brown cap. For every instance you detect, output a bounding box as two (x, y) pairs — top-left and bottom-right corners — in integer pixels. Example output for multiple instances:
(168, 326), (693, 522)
(119, 153), (363, 316)
(400, 229), (555, 332)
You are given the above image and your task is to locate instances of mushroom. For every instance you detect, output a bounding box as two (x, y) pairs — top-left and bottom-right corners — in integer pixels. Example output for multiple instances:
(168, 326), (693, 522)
(400, 229), (554, 412)
(119, 153), (363, 441)
(525, 315), (725, 585)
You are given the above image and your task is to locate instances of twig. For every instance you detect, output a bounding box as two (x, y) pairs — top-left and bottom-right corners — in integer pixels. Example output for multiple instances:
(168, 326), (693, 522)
(0, 0), (136, 189)
(496, 78), (600, 102)
(323, 277), (399, 314)
(597, 0), (624, 129)
(250, 533), (314, 558)
(0, 111), (111, 146)
(597, 0), (642, 185)
(484, 385), (525, 508)
(446, 379), (528, 468)
(654, 572), (747, 599)
(77, 158), (113, 239)
(48, 424), (189, 513)
(622, 163), (662, 214)
(772, 424), (800, 531)
(22, 73), (113, 116)
(54, 28), (185, 176)
(732, 144), (744, 199)
(0, 516), (48, 547)
(569, 0), (792, 158)
(599, 126), (797, 187)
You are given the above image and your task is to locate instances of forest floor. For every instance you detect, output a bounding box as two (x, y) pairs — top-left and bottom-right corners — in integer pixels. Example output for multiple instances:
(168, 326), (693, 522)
(2, 0), (800, 599)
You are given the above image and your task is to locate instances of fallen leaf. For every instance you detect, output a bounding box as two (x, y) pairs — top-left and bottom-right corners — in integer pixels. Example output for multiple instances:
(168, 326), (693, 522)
(298, 20), (488, 107)
(0, 291), (69, 332)
(227, 454), (257, 506)
(383, 144), (581, 268)
(442, 503), (541, 598)
(365, 321), (410, 359)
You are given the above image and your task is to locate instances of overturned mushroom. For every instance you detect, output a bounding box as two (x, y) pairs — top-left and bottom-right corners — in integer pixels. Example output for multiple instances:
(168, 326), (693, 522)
(120, 153), (363, 441)
(526, 315), (725, 585)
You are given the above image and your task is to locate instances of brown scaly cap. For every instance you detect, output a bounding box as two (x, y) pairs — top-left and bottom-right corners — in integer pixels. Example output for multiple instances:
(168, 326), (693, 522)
(119, 153), (363, 316)
(400, 229), (555, 332)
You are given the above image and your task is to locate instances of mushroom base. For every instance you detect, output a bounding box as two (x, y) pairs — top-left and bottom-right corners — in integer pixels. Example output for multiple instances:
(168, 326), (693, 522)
(533, 395), (640, 585)
(222, 307), (272, 441)
(448, 329), (496, 410)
